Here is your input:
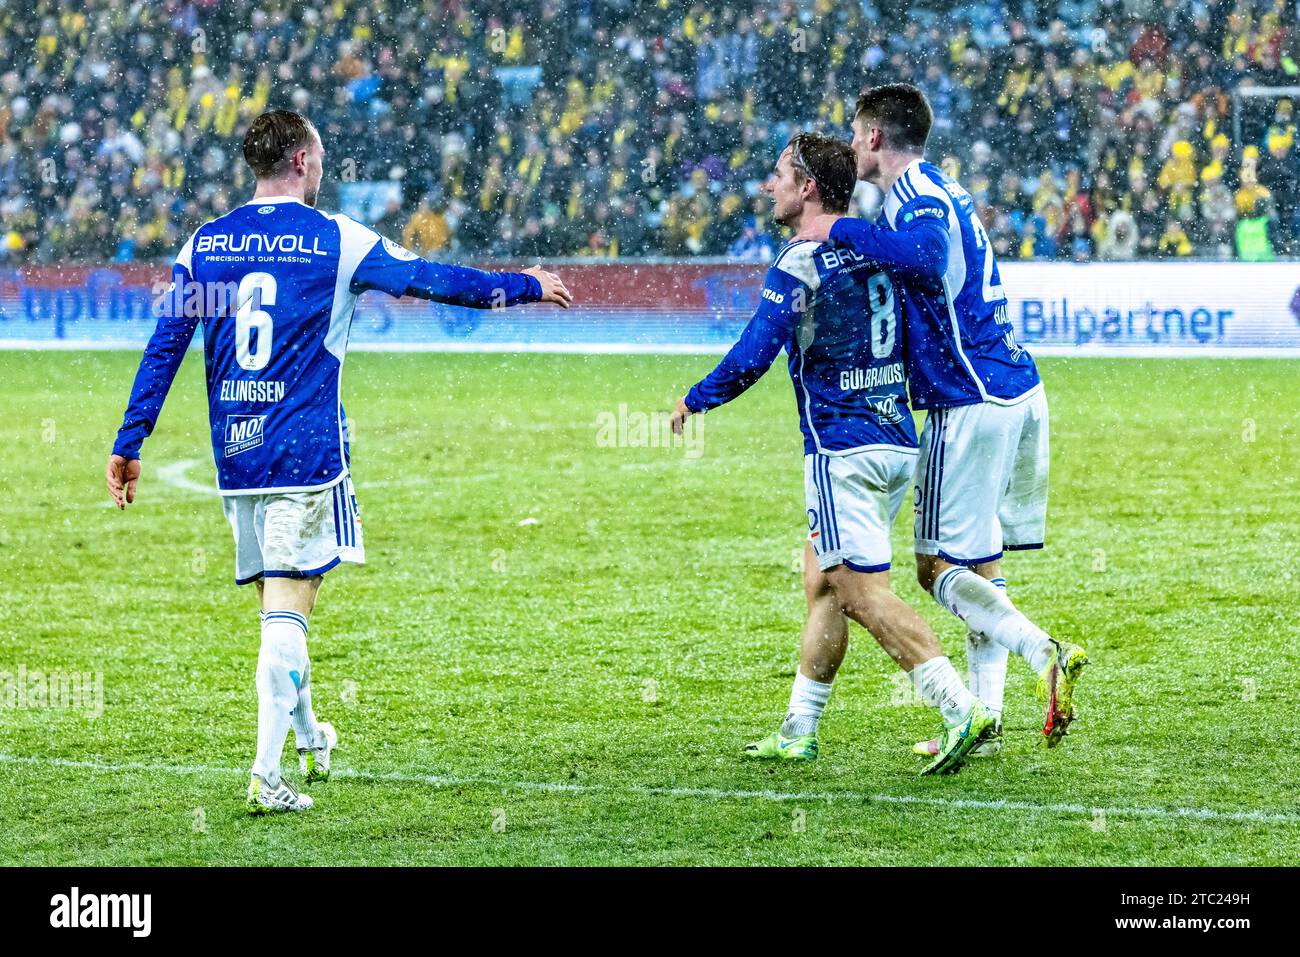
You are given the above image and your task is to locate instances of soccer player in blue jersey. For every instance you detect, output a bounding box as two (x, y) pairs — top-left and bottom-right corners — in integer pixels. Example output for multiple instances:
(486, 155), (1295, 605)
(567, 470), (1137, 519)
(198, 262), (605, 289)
(797, 85), (1088, 752)
(670, 133), (996, 775)
(104, 110), (572, 813)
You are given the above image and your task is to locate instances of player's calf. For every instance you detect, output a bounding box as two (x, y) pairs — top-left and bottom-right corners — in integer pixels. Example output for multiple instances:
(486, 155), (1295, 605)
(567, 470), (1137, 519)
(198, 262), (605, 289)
(930, 563), (1056, 673)
(931, 563), (1090, 746)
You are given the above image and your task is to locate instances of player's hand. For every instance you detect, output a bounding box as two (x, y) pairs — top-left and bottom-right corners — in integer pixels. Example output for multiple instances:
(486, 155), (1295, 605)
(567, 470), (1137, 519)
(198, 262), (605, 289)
(669, 396), (693, 436)
(793, 213), (841, 244)
(523, 266), (573, 309)
(105, 454), (141, 510)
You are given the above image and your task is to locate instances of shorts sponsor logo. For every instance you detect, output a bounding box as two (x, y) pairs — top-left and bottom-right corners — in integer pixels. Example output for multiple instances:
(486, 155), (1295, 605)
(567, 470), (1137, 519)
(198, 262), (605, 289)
(224, 414), (268, 457)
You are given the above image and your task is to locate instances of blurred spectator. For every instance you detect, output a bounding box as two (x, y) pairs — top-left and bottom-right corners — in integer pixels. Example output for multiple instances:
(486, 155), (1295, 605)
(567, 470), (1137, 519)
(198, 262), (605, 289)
(727, 214), (776, 261)
(1236, 197), (1278, 260)
(372, 195), (405, 240)
(1097, 209), (1140, 260)
(1257, 131), (1299, 253)
(1235, 149), (1273, 217)
(2, 0), (1297, 265)
(1157, 216), (1195, 257)
(1197, 163), (1238, 258)
(402, 195), (451, 257)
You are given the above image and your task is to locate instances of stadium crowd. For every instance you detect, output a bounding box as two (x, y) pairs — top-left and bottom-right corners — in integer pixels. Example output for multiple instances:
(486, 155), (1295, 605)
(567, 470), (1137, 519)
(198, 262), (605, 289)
(1, 0), (1297, 264)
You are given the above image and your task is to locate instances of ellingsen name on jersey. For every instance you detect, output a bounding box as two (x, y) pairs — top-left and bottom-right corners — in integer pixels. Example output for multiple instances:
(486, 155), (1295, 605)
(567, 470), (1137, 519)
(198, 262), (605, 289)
(194, 233), (328, 256)
(219, 379), (286, 403)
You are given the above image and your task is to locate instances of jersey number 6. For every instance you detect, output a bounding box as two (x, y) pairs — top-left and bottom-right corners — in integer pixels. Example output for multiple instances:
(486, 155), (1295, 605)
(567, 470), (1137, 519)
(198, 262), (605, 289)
(235, 271), (276, 371)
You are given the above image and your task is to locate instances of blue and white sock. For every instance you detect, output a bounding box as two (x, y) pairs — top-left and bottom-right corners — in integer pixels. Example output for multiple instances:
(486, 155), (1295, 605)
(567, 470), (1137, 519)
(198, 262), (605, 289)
(253, 610), (309, 786)
(291, 655), (320, 752)
(933, 567), (1054, 674)
(966, 577), (1009, 723)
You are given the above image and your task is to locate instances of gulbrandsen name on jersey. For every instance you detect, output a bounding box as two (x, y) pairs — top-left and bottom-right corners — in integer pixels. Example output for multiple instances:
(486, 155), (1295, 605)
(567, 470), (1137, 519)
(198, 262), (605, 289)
(840, 361), (905, 391)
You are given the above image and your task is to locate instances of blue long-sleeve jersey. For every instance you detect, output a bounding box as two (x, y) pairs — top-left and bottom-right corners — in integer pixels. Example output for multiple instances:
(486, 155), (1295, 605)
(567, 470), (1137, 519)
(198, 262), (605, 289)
(112, 195), (541, 493)
(685, 238), (917, 455)
(829, 160), (1040, 410)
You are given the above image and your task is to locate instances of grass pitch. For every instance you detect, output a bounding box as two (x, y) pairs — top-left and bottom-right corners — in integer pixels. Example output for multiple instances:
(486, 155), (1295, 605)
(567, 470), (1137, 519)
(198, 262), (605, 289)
(0, 350), (1296, 865)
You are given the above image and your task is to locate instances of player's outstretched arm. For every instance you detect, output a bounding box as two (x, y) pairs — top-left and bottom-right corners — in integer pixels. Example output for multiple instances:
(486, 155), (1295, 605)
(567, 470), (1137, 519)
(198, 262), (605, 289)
(344, 225), (572, 309)
(672, 267), (801, 433)
(671, 320), (783, 434)
(795, 208), (949, 279)
(400, 259), (572, 309)
(520, 265), (573, 308)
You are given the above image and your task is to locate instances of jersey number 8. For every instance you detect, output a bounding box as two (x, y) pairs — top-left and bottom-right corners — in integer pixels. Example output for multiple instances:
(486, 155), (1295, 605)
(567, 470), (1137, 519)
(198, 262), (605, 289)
(867, 272), (897, 360)
(235, 272), (276, 371)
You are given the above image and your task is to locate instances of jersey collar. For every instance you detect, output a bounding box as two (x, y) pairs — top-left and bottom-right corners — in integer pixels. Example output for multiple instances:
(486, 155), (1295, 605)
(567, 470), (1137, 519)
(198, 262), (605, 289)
(243, 195), (307, 206)
(883, 159), (926, 227)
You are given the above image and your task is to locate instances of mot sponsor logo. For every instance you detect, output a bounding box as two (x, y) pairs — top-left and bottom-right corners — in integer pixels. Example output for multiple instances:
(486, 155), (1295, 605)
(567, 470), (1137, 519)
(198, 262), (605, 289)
(864, 394), (905, 424)
(224, 414), (268, 457)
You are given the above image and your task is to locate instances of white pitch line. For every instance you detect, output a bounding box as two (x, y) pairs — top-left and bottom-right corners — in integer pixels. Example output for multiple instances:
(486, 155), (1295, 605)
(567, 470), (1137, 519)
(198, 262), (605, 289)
(155, 459), (219, 497)
(1, 752), (1296, 826)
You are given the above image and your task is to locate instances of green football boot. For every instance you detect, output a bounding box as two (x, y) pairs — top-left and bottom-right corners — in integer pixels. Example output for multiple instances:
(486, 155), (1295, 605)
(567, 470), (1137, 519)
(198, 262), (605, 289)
(742, 730), (819, 761)
(919, 700), (998, 776)
(1038, 640), (1089, 748)
(913, 722), (1002, 758)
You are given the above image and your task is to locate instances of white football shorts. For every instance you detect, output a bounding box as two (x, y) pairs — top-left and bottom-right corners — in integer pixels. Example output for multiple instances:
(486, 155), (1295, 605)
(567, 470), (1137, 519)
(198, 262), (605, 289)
(805, 448), (917, 573)
(221, 476), (365, 585)
(913, 387), (1049, 566)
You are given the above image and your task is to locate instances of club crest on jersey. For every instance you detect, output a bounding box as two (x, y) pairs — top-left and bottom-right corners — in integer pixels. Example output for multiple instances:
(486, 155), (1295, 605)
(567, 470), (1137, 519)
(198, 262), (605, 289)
(381, 237), (418, 261)
(224, 414), (268, 457)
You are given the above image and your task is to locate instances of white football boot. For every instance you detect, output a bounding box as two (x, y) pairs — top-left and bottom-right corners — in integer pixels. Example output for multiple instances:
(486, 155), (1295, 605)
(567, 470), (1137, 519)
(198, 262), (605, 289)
(247, 773), (314, 814)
